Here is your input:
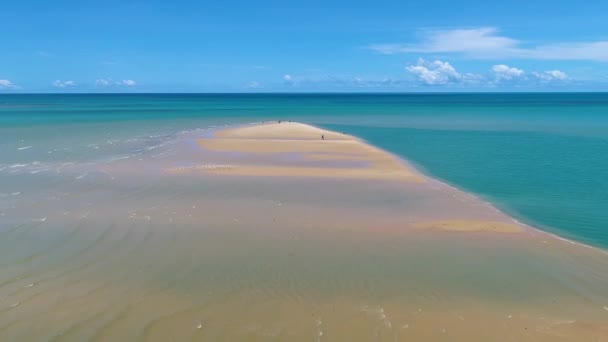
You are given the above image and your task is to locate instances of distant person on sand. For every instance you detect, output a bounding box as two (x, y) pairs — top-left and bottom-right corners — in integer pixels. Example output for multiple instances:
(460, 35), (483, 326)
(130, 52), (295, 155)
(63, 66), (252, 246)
(321, 134), (325, 140)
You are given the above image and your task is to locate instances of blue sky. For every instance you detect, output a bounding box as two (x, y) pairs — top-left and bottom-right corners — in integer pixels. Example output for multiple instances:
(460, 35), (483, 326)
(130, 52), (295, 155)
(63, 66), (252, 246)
(1, 0), (608, 92)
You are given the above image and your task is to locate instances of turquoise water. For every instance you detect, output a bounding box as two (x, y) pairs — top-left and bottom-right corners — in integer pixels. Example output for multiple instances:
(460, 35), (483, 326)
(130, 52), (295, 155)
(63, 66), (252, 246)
(1, 93), (608, 248)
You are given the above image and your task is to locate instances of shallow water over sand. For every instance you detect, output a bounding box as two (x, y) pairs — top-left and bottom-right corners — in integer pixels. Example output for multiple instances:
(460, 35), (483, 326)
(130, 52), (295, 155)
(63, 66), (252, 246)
(3, 93), (608, 248)
(0, 124), (607, 340)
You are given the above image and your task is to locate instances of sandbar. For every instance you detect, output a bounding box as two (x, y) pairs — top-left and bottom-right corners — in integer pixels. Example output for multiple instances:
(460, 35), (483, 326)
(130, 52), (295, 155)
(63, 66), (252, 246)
(188, 122), (425, 182)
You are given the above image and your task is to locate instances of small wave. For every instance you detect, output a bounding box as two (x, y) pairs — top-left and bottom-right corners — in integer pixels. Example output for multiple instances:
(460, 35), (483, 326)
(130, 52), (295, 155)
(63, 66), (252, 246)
(17, 146), (33, 150)
(76, 172), (88, 180)
(0, 192), (21, 198)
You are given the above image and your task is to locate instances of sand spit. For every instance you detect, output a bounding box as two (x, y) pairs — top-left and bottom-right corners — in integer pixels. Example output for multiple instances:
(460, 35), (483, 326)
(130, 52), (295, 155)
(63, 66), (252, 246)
(186, 122), (425, 182)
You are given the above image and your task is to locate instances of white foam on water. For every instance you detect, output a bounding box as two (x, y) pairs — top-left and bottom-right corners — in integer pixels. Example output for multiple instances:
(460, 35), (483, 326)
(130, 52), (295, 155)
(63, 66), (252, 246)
(361, 306), (392, 329)
(17, 146), (32, 150)
(315, 318), (323, 342)
(76, 172), (88, 180)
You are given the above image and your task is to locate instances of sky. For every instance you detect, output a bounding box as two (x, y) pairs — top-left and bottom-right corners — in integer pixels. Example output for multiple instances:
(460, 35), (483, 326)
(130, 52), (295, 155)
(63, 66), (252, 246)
(1, 0), (608, 93)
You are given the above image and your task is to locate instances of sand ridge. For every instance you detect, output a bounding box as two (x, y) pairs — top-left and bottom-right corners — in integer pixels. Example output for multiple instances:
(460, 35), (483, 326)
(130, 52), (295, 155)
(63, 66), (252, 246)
(179, 122), (426, 182)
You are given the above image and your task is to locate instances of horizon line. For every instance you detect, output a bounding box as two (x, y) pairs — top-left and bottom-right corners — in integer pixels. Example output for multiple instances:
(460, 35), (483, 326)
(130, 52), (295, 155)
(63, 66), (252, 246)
(2, 91), (608, 95)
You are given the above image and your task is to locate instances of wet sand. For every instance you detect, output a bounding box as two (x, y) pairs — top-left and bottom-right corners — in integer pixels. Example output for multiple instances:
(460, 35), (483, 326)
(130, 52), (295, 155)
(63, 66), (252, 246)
(0, 122), (607, 340)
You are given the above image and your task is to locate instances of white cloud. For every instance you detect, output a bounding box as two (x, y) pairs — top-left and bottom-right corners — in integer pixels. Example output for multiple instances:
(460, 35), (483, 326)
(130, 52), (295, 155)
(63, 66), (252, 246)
(406, 59), (464, 85)
(0, 80), (17, 89)
(405, 59), (569, 86)
(276, 74), (408, 88)
(283, 74), (296, 86)
(36, 51), (53, 57)
(533, 70), (569, 81)
(53, 80), (77, 88)
(245, 81), (261, 89)
(369, 27), (608, 61)
(375, 28), (518, 55)
(95, 79), (136, 87)
(95, 79), (111, 86)
(492, 64), (524, 81)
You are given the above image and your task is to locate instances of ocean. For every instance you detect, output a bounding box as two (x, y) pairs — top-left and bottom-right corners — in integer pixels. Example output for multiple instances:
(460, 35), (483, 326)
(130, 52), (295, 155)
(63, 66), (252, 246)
(2, 93), (607, 248)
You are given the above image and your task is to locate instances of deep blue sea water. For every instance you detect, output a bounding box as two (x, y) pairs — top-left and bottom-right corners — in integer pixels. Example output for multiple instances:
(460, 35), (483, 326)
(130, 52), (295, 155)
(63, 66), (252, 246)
(1, 93), (607, 248)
